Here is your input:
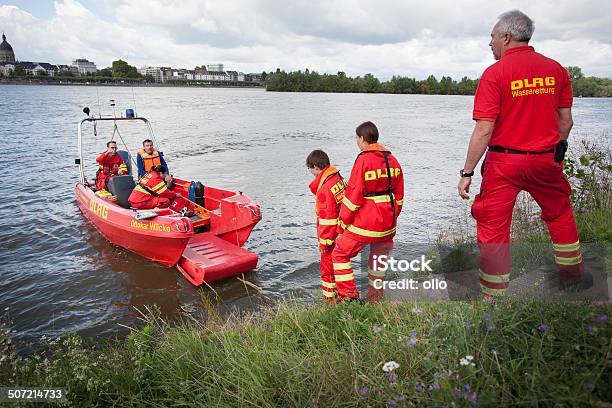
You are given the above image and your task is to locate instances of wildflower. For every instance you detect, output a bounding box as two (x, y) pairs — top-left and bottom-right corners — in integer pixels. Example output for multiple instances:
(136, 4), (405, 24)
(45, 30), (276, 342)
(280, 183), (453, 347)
(382, 361), (400, 372)
(415, 384), (425, 393)
(538, 323), (548, 333)
(372, 324), (382, 334)
(386, 373), (398, 383)
(406, 338), (417, 347)
(597, 314), (608, 324)
(487, 324), (496, 332)
(429, 382), (440, 390)
(387, 399), (398, 407)
(587, 325), (597, 336)
(460, 355), (475, 367)
(482, 313), (491, 322)
(411, 307), (423, 316)
(467, 392), (478, 405)
(587, 383), (596, 392)
(409, 331), (417, 337)
(398, 395), (406, 401)
(464, 384), (472, 391)
(358, 386), (369, 396)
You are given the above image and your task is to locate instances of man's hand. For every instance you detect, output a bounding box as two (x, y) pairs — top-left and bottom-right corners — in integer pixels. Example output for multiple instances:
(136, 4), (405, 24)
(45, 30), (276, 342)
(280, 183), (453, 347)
(458, 177), (472, 199)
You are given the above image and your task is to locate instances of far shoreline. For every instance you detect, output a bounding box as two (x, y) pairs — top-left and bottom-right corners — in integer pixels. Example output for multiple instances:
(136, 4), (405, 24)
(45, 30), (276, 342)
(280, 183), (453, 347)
(0, 79), (264, 89)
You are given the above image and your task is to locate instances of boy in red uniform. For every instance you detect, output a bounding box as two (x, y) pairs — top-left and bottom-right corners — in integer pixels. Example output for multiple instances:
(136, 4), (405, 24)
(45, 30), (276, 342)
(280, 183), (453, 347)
(332, 121), (404, 301)
(128, 165), (188, 213)
(95, 141), (128, 191)
(307, 150), (345, 301)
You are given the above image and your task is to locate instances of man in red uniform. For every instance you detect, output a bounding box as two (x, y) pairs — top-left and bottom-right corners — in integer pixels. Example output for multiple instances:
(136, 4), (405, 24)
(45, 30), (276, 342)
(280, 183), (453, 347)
(332, 121), (404, 301)
(457, 10), (587, 298)
(128, 165), (188, 213)
(96, 141), (128, 191)
(307, 150), (346, 301)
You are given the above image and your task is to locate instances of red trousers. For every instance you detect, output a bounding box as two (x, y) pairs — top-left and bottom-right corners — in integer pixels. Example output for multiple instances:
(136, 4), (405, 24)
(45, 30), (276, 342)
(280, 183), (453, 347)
(331, 234), (393, 300)
(320, 247), (336, 301)
(96, 173), (113, 191)
(131, 196), (187, 211)
(472, 151), (584, 297)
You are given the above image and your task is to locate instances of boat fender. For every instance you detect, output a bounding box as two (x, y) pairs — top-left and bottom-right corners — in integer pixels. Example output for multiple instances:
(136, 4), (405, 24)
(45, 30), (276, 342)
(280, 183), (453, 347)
(188, 181), (196, 202)
(194, 182), (205, 207)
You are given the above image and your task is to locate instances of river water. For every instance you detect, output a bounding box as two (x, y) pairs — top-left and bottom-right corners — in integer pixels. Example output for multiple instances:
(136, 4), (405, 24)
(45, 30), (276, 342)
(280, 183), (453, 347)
(0, 85), (610, 342)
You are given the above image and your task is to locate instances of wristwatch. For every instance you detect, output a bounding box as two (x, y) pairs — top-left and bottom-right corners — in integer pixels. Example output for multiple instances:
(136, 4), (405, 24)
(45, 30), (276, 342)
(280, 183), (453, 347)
(460, 169), (474, 177)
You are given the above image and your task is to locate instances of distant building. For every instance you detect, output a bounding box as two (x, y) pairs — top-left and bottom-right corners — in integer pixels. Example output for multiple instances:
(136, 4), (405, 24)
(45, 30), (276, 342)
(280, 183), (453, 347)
(0, 33), (15, 63)
(0, 62), (15, 76)
(57, 64), (79, 75)
(138, 66), (164, 83)
(172, 69), (195, 80)
(206, 63), (223, 72)
(246, 73), (263, 83)
(18, 61), (57, 76)
(71, 58), (97, 75)
(226, 70), (245, 82)
(195, 70), (229, 81)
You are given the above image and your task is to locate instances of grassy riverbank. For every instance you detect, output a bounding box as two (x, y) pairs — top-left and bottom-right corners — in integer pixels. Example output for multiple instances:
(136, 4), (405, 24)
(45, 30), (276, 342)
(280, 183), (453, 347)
(1, 301), (610, 406)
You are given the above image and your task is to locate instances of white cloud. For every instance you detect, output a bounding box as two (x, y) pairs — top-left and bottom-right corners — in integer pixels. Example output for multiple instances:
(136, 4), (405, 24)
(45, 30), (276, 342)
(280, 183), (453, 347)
(0, 0), (610, 78)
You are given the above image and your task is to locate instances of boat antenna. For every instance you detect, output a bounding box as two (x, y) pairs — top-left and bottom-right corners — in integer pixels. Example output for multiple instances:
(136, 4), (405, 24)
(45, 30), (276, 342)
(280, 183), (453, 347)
(96, 85), (102, 118)
(131, 86), (137, 116)
(112, 122), (137, 168)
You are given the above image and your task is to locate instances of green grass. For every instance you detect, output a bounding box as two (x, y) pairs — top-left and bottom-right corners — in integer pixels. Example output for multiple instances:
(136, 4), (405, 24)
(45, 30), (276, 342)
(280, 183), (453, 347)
(1, 301), (610, 407)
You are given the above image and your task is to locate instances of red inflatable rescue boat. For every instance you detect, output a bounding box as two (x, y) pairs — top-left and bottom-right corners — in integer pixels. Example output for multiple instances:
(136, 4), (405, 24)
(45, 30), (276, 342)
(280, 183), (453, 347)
(75, 113), (261, 285)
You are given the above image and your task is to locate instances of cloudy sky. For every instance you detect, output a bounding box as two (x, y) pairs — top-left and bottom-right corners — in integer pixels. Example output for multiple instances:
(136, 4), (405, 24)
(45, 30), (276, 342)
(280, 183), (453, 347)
(1, 0), (611, 79)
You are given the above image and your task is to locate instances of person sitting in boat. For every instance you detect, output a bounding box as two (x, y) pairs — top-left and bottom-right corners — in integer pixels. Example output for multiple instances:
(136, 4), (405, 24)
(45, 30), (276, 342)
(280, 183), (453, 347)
(96, 141), (128, 191)
(136, 139), (170, 180)
(128, 165), (189, 214)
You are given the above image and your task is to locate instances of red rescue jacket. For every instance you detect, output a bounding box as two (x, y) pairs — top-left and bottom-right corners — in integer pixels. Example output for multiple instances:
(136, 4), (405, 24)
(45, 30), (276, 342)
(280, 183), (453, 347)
(339, 143), (404, 243)
(309, 165), (345, 249)
(128, 170), (176, 205)
(96, 152), (128, 176)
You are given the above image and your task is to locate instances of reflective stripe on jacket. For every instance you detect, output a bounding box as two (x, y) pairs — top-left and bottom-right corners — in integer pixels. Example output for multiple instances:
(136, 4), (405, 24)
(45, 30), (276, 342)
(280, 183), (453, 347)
(309, 165), (345, 249)
(128, 170), (176, 205)
(338, 143), (404, 243)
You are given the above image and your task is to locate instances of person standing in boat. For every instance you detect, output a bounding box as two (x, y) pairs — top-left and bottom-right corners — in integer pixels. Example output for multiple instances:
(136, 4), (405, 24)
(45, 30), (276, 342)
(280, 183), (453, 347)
(137, 139), (170, 181)
(332, 121), (404, 301)
(128, 165), (188, 213)
(307, 149), (346, 302)
(96, 141), (128, 191)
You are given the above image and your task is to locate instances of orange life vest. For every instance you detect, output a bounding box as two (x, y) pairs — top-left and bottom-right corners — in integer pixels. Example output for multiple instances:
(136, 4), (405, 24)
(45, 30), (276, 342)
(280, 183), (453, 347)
(137, 148), (162, 172)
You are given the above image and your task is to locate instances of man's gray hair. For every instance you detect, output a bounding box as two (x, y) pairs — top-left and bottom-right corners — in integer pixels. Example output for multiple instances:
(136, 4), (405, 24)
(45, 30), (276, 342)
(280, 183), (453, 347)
(495, 10), (534, 42)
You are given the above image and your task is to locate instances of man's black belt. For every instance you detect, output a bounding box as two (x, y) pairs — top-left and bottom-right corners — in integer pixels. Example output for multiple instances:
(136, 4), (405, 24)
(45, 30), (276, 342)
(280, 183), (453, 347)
(488, 146), (554, 155)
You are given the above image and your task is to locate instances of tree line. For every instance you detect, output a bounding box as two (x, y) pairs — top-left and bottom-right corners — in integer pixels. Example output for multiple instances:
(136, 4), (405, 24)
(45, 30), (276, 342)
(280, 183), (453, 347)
(265, 66), (612, 97)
